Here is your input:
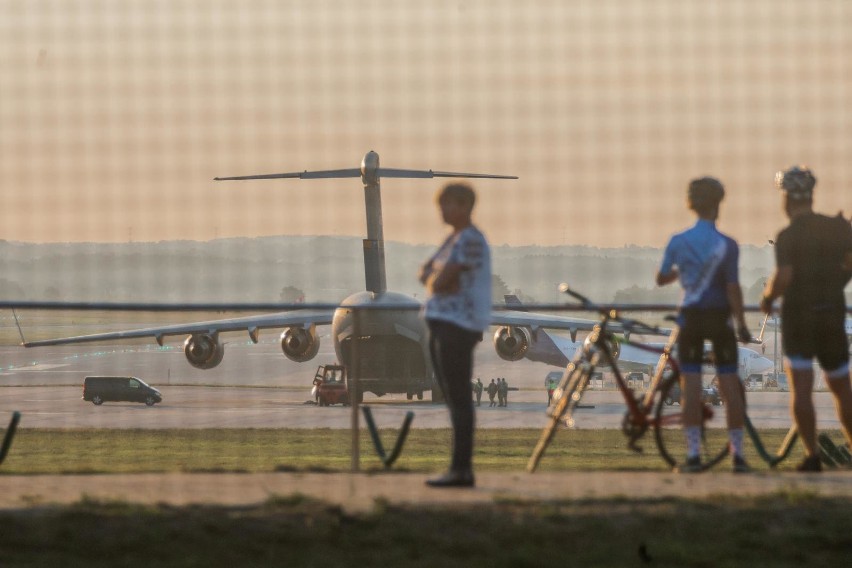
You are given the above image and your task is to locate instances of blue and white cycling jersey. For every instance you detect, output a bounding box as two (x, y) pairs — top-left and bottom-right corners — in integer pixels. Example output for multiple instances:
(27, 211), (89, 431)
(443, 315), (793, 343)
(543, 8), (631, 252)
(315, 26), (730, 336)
(659, 219), (739, 311)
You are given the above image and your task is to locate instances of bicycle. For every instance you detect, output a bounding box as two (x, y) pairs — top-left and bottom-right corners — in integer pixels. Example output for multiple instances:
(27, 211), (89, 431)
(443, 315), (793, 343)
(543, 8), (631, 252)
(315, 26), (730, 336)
(743, 402), (852, 469)
(527, 286), (729, 473)
(742, 414), (798, 468)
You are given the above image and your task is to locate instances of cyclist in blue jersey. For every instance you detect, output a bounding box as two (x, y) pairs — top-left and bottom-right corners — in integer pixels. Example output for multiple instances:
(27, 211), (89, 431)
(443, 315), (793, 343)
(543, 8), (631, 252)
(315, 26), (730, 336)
(656, 177), (752, 473)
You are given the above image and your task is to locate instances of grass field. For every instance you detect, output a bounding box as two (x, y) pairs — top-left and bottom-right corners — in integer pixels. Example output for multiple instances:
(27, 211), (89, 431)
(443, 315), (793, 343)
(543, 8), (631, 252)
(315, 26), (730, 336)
(1, 428), (849, 567)
(0, 427), (815, 475)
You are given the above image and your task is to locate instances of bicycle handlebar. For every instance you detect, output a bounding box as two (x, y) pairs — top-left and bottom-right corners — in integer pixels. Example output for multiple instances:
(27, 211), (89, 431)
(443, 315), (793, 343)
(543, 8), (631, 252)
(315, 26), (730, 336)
(559, 283), (666, 336)
(558, 283), (593, 306)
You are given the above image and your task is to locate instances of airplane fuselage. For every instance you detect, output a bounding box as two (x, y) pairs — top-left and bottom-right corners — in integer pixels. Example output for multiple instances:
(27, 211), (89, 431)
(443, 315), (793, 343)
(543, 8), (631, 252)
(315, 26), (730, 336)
(331, 290), (432, 399)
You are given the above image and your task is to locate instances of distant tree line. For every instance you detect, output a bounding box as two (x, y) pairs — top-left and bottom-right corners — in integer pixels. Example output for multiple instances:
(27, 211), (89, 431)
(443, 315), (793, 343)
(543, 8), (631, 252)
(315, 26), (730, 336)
(610, 277), (824, 307)
(279, 286), (305, 303)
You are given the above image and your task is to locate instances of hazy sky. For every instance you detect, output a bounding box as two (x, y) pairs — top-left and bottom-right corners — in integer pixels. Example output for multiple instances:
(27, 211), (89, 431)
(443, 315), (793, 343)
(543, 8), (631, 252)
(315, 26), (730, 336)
(2, 0), (851, 247)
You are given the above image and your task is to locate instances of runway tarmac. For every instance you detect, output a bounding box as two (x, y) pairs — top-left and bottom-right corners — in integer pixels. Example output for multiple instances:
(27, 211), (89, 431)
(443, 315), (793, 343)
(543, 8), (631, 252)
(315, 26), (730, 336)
(0, 384), (840, 430)
(0, 340), (842, 430)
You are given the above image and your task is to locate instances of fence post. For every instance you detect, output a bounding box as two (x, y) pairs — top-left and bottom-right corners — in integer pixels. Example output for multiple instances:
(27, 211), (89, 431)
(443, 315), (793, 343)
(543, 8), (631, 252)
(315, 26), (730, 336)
(350, 307), (361, 472)
(0, 411), (21, 466)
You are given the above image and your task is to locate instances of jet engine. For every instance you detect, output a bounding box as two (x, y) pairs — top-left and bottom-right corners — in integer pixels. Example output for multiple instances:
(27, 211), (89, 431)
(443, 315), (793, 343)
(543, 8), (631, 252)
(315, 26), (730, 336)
(492, 326), (532, 361)
(280, 326), (321, 362)
(183, 334), (225, 370)
(583, 333), (621, 361)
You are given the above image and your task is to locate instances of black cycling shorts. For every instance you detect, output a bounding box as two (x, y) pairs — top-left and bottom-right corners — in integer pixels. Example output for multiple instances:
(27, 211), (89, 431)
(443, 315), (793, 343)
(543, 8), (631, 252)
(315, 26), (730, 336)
(782, 306), (849, 373)
(677, 309), (738, 374)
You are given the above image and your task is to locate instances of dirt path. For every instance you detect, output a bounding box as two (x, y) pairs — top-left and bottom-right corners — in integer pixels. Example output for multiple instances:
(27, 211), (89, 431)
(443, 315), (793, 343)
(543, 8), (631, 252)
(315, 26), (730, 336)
(3, 470), (851, 512)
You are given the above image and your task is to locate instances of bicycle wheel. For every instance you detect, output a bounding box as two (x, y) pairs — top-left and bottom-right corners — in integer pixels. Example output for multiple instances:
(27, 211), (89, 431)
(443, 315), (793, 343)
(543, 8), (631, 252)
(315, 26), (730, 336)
(653, 373), (729, 471)
(527, 363), (589, 473)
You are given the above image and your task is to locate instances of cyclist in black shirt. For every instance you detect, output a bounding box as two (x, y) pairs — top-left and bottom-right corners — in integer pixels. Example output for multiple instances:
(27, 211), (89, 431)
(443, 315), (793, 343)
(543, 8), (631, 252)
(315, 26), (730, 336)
(761, 166), (852, 472)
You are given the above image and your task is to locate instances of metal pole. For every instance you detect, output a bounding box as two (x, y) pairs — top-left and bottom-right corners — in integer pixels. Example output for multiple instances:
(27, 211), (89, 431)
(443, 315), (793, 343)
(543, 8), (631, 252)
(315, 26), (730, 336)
(350, 307), (361, 472)
(773, 316), (778, 383)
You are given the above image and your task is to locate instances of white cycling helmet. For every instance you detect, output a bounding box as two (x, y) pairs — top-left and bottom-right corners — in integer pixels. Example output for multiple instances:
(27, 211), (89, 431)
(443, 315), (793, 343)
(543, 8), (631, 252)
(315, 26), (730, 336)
(775, 165), (816, 200)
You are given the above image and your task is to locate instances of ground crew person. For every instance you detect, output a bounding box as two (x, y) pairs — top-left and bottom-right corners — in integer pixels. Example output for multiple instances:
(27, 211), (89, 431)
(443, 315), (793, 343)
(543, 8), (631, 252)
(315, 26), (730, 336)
(473, 378), (484, 406)
(487, 379), (498, 407)
(500, 378), (510, 407)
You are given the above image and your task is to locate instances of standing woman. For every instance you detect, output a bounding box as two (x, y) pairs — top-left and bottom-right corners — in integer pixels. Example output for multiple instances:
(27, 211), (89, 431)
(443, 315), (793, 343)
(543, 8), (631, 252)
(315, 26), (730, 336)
(420, 182), (492, 488)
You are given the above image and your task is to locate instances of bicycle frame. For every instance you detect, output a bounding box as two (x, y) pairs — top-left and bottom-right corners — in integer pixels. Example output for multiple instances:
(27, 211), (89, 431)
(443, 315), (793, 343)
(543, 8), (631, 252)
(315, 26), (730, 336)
(584, 314), (682, 451)
(528, 305), (682, 472)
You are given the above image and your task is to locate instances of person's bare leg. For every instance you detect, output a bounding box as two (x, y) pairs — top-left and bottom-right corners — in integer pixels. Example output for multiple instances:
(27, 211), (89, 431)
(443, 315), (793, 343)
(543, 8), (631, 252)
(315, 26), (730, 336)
(825, 370), (852, 449)
(788, 363), (817, 457)
(716, 372), (745, 430)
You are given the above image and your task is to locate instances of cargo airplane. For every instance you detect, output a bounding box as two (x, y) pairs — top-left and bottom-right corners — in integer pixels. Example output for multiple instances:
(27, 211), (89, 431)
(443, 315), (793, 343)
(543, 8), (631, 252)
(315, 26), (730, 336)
(499, 296), (774, 379)
(23, 151), (638, 401)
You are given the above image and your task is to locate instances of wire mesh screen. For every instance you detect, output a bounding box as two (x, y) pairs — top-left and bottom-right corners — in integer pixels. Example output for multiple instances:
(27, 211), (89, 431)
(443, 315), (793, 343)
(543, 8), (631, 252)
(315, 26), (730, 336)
(0, 2), (850, 478)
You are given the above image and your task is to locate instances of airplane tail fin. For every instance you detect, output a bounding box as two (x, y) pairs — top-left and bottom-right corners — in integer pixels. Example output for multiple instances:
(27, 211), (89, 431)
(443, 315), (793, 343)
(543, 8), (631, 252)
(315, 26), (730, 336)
(215, 153), (517, 296)
(504, 294), (523, 307)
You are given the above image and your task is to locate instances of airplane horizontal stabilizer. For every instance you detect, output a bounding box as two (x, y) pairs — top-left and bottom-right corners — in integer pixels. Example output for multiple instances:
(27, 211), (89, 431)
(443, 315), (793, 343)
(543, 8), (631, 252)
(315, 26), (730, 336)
(214, 169), (361, 181)
(215, 165), (516, 182)
(379, 168), (517, 180)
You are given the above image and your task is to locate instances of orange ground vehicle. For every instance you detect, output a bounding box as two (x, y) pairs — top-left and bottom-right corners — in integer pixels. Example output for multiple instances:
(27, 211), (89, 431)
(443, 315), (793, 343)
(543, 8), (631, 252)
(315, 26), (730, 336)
(312, 364), (349, 407)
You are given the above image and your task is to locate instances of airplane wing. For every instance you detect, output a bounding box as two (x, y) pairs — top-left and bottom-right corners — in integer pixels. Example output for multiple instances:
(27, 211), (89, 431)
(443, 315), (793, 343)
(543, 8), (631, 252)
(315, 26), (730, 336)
(512, 325), (664, 371)
(488, 295), (673, 371)
(491, 311), (604, 339)
(616, 342), (668, 369)
(538, 329), (772, 376)
(22, 310), (334, 347)
(490, 310), (670, 339)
